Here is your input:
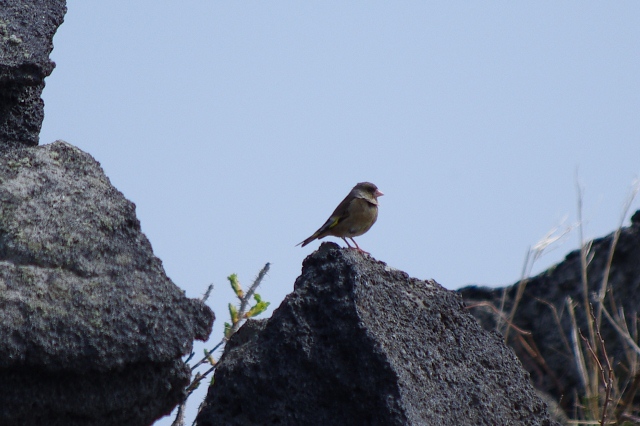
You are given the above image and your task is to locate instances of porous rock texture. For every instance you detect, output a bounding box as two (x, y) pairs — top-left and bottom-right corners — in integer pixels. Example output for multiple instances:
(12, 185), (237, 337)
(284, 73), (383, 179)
(0, 1), (215, 425)
(196, 243), (558, 426)
(0, 1), (214, 424)
(460, 212), (640, 416)
(0, 141), (214, 426)
(0, 0), (66, 148)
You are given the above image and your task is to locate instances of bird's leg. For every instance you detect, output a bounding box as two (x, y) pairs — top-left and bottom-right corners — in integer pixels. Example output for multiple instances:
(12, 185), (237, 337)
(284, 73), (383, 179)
(342, 237), (354, 249)
(349, 238), (369, 254)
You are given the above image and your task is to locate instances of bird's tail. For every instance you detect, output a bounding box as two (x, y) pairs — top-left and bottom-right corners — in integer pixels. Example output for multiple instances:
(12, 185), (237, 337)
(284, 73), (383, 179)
(296, 233), (319, 247)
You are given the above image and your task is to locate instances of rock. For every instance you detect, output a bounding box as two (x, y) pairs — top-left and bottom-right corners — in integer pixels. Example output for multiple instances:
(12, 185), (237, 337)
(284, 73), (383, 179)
(459, 213), (640, 415)
(0, 0), (67, 148)
(196, 243), (558, 426)
(0, 141), (214, 426)
(1, 2), (214, 424)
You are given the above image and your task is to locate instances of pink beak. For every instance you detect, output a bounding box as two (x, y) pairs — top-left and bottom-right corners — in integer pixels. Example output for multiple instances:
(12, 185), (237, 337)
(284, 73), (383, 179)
(375, 189), (384, 197)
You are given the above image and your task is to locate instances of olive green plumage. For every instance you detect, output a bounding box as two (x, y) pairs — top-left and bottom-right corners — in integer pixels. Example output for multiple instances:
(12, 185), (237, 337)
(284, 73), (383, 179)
(297, 182), (383, 252)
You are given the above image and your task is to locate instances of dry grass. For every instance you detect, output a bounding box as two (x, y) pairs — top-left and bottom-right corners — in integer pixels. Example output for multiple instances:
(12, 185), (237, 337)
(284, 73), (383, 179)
(468, 178), (640, 425)
(567, 179), (640, 424)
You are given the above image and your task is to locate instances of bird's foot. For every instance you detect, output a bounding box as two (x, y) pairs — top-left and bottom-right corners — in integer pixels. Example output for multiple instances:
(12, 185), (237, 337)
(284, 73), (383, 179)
(346, 246), (370, 255)
(343, 238), (370, 255)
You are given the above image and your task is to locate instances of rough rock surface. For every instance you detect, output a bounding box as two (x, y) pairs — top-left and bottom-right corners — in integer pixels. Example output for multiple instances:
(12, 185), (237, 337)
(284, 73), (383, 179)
(0, 142), (214, 426)
(459, 212), (640, 413)
(0, 1), (215, 424)
(196, 243), (558, 426)
(0, 0), (66, 148)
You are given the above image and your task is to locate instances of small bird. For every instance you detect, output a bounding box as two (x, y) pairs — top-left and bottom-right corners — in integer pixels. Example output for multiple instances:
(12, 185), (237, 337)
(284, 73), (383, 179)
(297, 182), (383, 253)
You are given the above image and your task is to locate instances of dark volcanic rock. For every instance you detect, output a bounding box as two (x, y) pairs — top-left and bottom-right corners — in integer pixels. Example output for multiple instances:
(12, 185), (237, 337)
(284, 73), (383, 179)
(196, 243), (557, 426)
(459, 213), (640, 413)
(0, 141), (214, 426)
(0, 1), (214, 424)
(0, 0), (66, 148)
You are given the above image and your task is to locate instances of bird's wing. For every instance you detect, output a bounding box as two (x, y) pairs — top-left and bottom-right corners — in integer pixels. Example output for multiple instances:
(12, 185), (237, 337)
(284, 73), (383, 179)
(322, 195), (354, 229)
(297, 192), (356, 247)
(297, 213), (344, 247)
(306, 195), (353, 238)
(315, 214), (343, 235)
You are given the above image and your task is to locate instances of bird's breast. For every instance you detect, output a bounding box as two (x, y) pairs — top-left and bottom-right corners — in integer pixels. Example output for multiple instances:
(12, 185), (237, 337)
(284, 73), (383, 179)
(345, 199), (378, 237)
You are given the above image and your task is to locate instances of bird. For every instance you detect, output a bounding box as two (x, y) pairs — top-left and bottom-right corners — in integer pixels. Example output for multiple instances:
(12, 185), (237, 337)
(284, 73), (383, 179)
(297, 182), (383, 253)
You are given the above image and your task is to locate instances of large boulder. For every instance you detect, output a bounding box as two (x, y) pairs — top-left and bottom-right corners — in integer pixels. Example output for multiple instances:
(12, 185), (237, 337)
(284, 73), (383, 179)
(0, 0), (66, 148)
(0, 1), (215, 424)
(0, 142), (214, 426)
(196, 243), (558, 426)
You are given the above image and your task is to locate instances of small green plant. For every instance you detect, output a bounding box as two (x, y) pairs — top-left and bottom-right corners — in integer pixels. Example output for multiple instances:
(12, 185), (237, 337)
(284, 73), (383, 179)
(171, 263), (271, 426)
(224, 271), (270, 339)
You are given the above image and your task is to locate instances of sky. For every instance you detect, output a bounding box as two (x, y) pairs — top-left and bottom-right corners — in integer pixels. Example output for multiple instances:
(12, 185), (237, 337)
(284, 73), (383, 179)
(39, 2), (640, 424)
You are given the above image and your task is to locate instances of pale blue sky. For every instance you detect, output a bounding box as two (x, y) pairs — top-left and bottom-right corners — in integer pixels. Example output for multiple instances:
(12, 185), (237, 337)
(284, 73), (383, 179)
(39, 2), (640, 424)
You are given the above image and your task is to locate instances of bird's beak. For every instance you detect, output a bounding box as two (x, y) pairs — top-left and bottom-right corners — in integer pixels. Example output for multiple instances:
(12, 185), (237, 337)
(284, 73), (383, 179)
(375, 189), (384, 197)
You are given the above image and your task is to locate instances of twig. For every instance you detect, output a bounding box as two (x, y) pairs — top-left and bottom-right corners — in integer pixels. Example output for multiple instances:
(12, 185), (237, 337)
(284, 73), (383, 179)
(601, 305), (640, 357)
(172, 263), (271, 426)
(187, 263), (270, 375)
(171, 402), (186, 426)
(578, 328), (604, 423)
(190, 339), (225, 372)
(516, 333), (565, 393)
(465, 301), (531, 336)
(229, 262), (270, 336)
(202, 284), (214, 303)
(504, 248), (531, 341)
(578, 305), (615, 426)
(535, 297), (572, 355)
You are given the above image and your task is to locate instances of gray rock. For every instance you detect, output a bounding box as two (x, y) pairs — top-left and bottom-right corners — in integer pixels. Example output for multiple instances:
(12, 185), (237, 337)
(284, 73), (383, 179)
(0, 141), (214, 426)
(459, 214), (640, 416)
(0, 0), (66, 148)
(196, 243), (557, 426)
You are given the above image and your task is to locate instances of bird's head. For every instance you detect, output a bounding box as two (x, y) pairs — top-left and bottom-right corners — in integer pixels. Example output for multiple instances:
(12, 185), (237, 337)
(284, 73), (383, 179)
(353, 182), (383, 204)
